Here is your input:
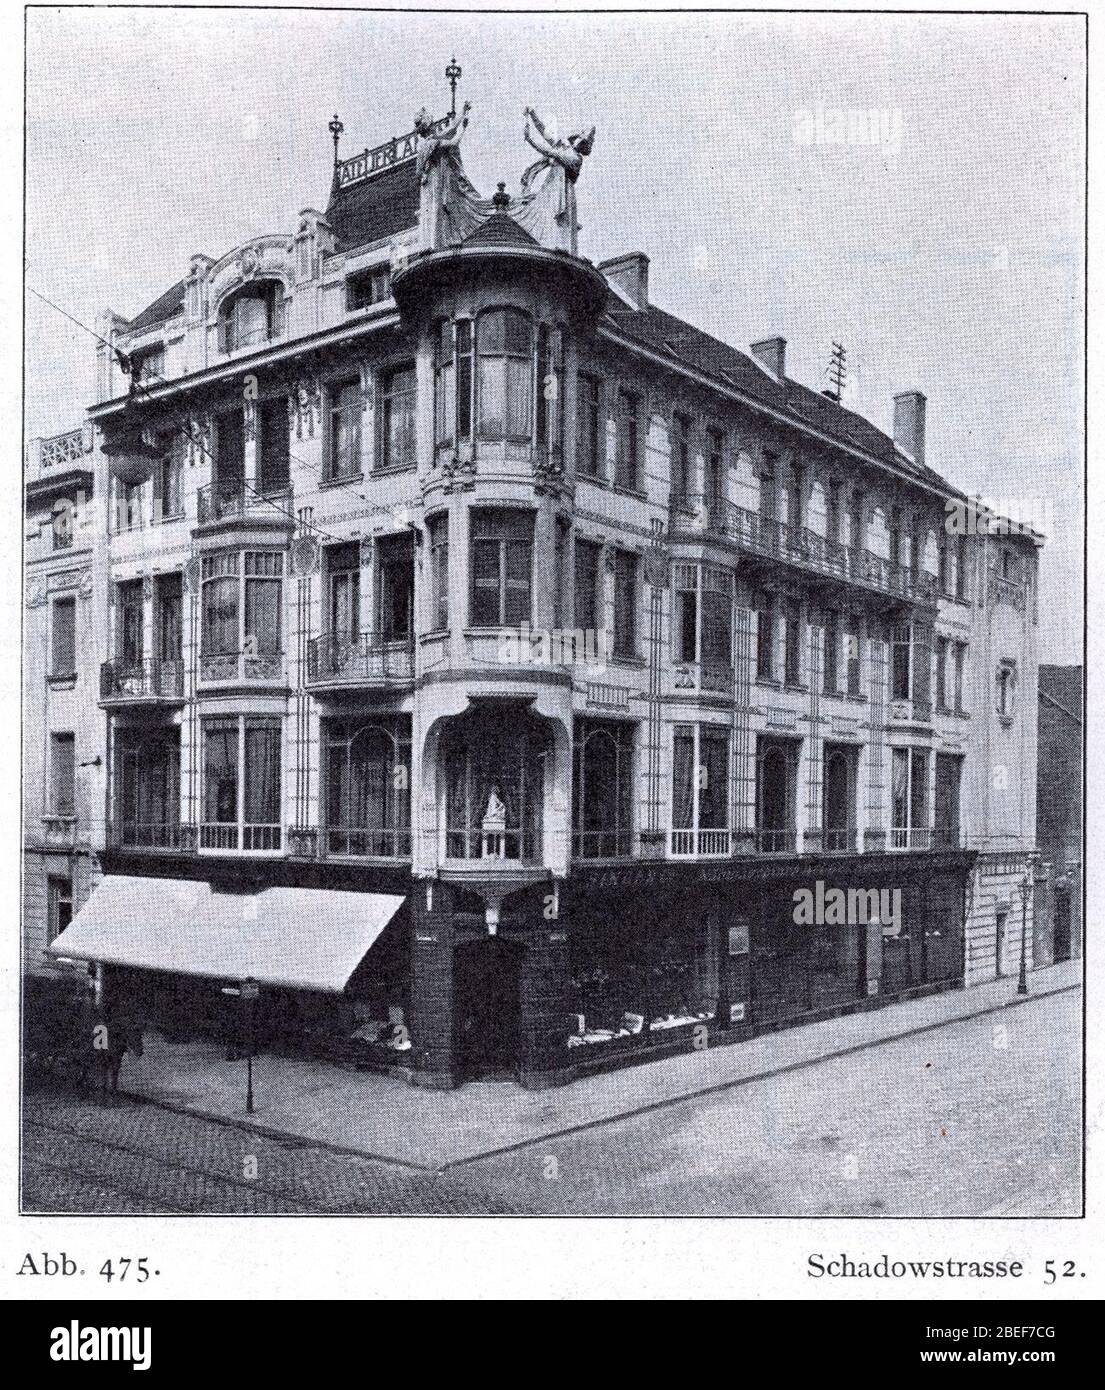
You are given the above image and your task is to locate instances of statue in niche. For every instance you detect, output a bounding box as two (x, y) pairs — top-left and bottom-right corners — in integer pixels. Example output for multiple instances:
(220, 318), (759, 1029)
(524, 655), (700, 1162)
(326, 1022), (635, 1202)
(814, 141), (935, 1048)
(515, 107), (596, 254)
(414, 103), (481, 249)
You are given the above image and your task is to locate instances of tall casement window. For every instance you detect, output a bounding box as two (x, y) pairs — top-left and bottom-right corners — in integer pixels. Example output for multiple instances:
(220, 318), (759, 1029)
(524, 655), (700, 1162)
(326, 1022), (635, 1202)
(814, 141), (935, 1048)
(756, 735), (798, 853)
(891, 621), (911, 701)
(938, 534), (951, 595)
(755, 591), (775, 680)
(201, 716), (281, 851)
(47, 876), (73, 942)
(576, 373), (602, 478)
(672, 723), (730, 856)
(849, 489), (866, 551)
(328, 378), (362, 481)
(50, 731), (75, 816)
(51, 597), (76, 679)
(478, 308), (532, 441)
(324, 717), (411, 858)
(822, 743), (858, 852)
(116, 579), (144, 668)
(935, 636), (950, 710)
(573, 719), (634, 858)
(671, 412), (692, 504)
(826, 480), (842, 546)
(116, 730), (180, 849)
(673, 563), (733, 677)
(155, 573), (182, 664)
(783, 599), (802, 686)
(470, 509), (533, 627)
(705, 427), (725, 519)
(428, 514), (449, 631)
(956, 535), (969, 600)
(891, 622), (932, 710)
(443, 709), (548, 862)
(953, 641), (967, 712)
(844, 618), (862, 695)
(574, 537), (602, 634)
(215, 407), (245, 499)
(377, 533), (414, 642)
(996, 660), (1016, 717)
(434, 320), (456, 448)
(783, 465), (803, 532)
(219, 281), (284, 352)
(934, 753), (963, 847)
(614, 388), (641, 490)
(153, 432), (183, 521)
(326, 542), (361, 642)
(891, 745), (930, 848)
(759, 455), (777, 524)
(380, 364), (417, 470)
(612, 549), (638, 658)
(200, 550), (283, 670)
(258, 396), (291, 494)
(535, 323), (564, 460)
(888, 506), (903, 569)
(823, 610), (839, 694)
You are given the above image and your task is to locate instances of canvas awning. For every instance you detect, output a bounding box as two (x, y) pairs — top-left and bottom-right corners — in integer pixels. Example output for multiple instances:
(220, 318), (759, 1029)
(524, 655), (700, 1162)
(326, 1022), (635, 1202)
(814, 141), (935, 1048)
(48, 875), (405, 994)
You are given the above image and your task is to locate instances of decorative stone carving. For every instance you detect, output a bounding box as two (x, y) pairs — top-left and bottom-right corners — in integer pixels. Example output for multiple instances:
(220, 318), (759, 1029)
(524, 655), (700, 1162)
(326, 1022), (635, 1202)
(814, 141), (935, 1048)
(441, 454), (476, 493)
(290, 534), (320, 577)
(287, 827), (318, 859)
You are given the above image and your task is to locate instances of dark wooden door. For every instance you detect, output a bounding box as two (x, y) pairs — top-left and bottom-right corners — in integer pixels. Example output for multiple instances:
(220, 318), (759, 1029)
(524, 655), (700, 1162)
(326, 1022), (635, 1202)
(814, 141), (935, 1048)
(453, 938), (523, 1081)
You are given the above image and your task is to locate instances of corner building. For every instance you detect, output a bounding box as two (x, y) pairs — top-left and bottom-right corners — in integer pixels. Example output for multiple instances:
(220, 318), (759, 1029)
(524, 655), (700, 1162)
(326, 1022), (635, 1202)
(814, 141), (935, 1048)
(48, 92), (1042, 1088)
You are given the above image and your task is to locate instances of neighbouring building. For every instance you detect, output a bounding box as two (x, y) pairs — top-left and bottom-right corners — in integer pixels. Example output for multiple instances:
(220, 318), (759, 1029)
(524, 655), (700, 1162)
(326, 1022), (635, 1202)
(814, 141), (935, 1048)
(1035, 664), (1082, 965)
(31, 81), (1044, 1088)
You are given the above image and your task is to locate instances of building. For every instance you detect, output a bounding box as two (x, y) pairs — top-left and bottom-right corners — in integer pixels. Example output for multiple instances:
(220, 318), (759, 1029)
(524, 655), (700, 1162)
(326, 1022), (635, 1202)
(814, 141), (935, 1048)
(1035, 665), (1082, 965)
(34, 83), (1044, 1089)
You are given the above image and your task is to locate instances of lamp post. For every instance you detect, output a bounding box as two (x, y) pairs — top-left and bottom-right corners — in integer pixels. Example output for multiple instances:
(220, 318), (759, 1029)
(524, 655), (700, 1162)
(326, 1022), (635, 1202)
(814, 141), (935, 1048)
(445, 56), (462, 116)
(1017, 862), (1034, 996)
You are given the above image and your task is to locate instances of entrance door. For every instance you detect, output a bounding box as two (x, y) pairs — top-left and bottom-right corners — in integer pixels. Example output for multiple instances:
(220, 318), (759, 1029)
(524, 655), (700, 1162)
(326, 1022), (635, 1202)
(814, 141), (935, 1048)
(453, 938), (523, 1081)
(1053, 891), (1072, 963)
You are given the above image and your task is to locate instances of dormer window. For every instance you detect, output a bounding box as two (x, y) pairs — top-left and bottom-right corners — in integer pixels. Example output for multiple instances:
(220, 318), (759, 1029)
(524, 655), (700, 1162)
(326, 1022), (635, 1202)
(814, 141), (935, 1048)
(219, 281), (284, 353)
(130, 343), (164, 384)
(347, 265), (391, 311)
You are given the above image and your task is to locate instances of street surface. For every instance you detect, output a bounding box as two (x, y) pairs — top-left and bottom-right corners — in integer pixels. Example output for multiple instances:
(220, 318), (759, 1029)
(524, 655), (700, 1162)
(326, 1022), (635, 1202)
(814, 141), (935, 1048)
(23, 986), (1080, 1216)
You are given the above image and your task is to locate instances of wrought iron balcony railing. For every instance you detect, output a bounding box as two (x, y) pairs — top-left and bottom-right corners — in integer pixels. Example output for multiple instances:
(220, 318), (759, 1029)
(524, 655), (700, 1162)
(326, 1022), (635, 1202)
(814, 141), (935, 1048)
(196, 480), (291, 526)
(100, 659), (184, 702)
(755, 828), (798, 854)
(324, 826), (412, 859)
(672, 496), (940, 606)
(891, 827), (933, 850)
(111, 819), (182, 851)
(307, 632), (415, 686)
(572, 828), (634, 860)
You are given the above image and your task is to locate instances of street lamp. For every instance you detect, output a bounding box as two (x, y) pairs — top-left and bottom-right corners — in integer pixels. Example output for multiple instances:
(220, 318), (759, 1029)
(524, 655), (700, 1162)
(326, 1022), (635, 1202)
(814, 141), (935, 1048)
(1017, 860), (1035, 996)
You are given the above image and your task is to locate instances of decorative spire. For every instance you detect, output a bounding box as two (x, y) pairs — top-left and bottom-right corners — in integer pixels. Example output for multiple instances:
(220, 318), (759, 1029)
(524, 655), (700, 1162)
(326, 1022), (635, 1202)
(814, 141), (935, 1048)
(328, 113), (344, 166)
(492, 182), (510, 212)
(445, 56), (462, 117)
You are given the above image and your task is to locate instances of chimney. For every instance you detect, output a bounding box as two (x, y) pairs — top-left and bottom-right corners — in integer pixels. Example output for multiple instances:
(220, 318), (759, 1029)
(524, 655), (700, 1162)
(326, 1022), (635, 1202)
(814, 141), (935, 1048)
(600, 252), (649, 310)
(893, 391), (926, 465)
(751, 336), (786, 380)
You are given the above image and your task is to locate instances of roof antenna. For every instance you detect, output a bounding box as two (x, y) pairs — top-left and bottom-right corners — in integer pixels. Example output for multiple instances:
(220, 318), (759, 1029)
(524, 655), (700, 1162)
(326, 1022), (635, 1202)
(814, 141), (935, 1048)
(823, 340), (847, 403)
(445, 57), (462, 117)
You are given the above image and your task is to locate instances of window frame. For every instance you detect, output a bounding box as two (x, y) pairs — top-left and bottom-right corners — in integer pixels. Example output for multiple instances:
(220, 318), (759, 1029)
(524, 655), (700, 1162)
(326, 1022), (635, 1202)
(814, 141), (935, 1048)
(50, 595), (77, 679)
(200, 714), (283, 852)
(476, 307), (534, 443)
(327, 377), (363, 482)
(468, 509), (534, 629)
(379, 361), (418, 472)
(49, 731), (75, 817)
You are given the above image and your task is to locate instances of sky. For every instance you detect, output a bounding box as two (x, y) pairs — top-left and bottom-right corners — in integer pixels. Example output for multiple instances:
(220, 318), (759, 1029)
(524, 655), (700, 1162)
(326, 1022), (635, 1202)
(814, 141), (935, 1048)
(24, 7), (1085, 661)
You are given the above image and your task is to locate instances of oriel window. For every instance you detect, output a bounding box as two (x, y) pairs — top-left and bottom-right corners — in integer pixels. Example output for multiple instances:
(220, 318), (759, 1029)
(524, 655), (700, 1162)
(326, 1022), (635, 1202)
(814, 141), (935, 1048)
(470, 509), (534, 627)
(477, 308), (532, 441)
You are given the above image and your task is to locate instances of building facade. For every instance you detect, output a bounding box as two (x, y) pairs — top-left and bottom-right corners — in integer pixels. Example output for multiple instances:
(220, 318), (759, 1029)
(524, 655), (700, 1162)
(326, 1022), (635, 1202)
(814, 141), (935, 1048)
(31, 92), (1044, 1088)
(1035, 665), (1082, 966)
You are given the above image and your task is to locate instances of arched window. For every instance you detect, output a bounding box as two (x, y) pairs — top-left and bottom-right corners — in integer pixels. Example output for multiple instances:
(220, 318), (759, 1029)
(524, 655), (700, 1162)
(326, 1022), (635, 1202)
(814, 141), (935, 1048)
(219, 280), (284, 353)
(324, 718), (412, 859)
(573, 721), (634, 859)
(477, 308), (532, 441)
(443, 709), (547, 862)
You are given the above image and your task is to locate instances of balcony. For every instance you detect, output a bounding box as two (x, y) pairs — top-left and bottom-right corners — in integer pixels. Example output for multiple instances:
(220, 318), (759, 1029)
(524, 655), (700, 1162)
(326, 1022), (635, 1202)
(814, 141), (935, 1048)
(198, 652), (284, 685)
(891, 827), (933, 850)
(100, 659), (184, 705)
(573, 829), (634, 860)
(110, 819), (182, 851)
(196, 481), (292, 528)
(323, 826), (412, 860)
(671, 828), (731, 857)
(755, 829), (798, 854)
(823, 828), (858, 853)
(672, 497), (939, 607)
(307, 632), (415, 690)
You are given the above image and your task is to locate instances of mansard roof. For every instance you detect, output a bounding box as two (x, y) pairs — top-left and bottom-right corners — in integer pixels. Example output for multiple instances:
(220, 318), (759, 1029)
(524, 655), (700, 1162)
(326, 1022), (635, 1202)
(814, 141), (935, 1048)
(326, 158), (420, 252)
(128, 277), (187, 332)
(604, 302), (959, 497)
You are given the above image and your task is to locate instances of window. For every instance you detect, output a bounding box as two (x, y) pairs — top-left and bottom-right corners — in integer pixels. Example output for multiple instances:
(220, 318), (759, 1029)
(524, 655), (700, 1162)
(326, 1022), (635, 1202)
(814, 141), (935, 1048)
(346, 264), (391, 311)
(759, 456), (777, 523)
(153, 433), (182, 520)
(554, 518), (570, 630)
(470, 509), (533, 627)
(51, 597), (76, 678)
(891, 622), (911, 701)
(701, 568), (733, 671)
(826, 480), (842, 546)
(117, 579), (144, 667)
(428, 515), (449, 632)
(577, 373), (602, 478)
(756, 592), (774, 680)
(705, 428), (725, 516)
(783, 599), (802, 686)
(956, 535), (969, 600)
(573, 719), (634, 858)
(823, 743), (858, 851)
(443, 710), (547, 862)
(844, 620), (861, 696)
(935, 636), (950, 710)
(220, 282), (283, 352)
(536, 324), (563, 458)
(47, 876), (73, 942)
(478, 308), (532, 440)
(215, 407), (245, 499)
(849, 489), (865, 551)
(614, 389), (641, 490)
(328, 379), (362, 481)
(574, 538), (602, 635)
(672, 724), (730, 854)
(823, 611), (839, 694)
(377, 534), (413, 642)
(201, 551), (283, 660)
(954, 642), (967, 712)
(326, 543), (360, 641)
(612, 549), (638, 658)
(671, 413), (692, 503)
(116, 731), (180, 848)
(456, 320), (474, 442)
(891, 746), (930, 848)
(380, 364), (417, 470)
(52, 497), (74, 550)
(130, 344), (164, 383)
(934, 753), (962, 847)
(116, 477), (144, 532)
(674, 565), (697, 663)
(156, 574), (182, 663)
(938, 535), (951, 595)
(997, 661), (1016, 717)
(888, 506), (903, 569)
(434, 321), (455, 448)
(201, 716), (281, 851)
(324, 717), (411, 858)
(912, 623), (932, 711)
(258, 396), (290, 494)
(783, 465), (803, 531)
(50, 732), (75, 816)
(756, 735), (797, 853)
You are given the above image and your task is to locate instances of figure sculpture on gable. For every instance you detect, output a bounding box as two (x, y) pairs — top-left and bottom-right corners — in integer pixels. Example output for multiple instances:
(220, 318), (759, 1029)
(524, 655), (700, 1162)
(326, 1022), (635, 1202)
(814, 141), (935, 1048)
(415, 102), (487, 249)
(514, 106), (596, 254)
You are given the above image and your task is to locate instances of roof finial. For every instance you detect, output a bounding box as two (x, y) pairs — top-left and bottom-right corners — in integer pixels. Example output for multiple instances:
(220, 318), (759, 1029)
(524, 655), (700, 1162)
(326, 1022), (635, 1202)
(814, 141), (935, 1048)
(445, 56), (462, 117)
(492, 182), (510, 211)
(329, 113), (344, 166)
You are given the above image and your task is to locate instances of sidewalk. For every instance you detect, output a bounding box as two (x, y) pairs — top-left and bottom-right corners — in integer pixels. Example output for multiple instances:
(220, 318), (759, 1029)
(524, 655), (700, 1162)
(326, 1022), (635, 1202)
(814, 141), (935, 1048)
(117, 961), (1081, 1170)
